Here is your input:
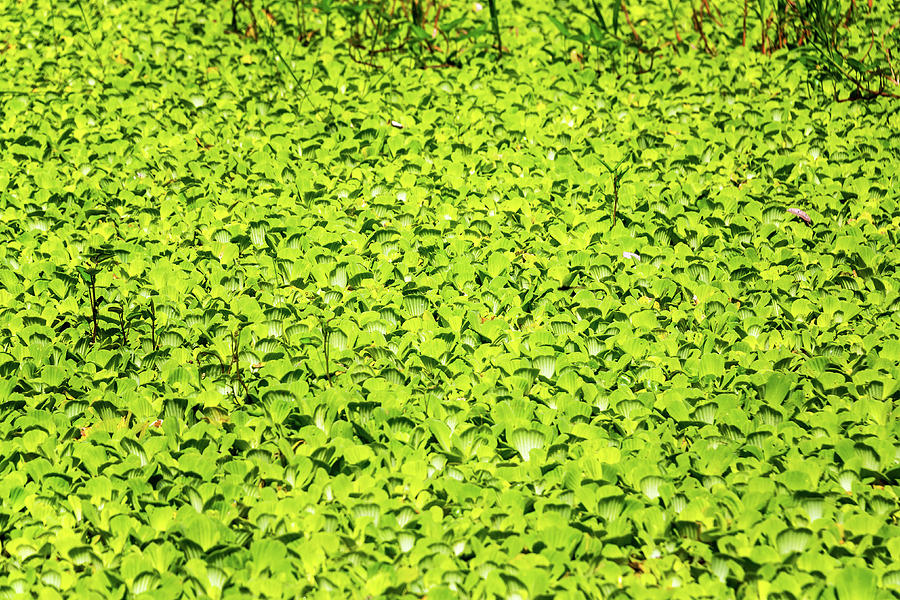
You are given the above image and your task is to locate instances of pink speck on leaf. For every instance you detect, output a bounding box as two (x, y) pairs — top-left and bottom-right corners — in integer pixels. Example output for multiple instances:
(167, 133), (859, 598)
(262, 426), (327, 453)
(623, 252), (640, 260)
(787, 208), (812, 224)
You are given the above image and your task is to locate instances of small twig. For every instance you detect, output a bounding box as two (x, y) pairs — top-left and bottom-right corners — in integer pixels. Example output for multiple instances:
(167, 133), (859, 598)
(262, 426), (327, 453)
(705, 0), (723, 27)
(117, 307), (127, 346)
(692, 7), (715, 55)
(348, 47), (384, 69)
(812, 39), (900, 100)
(86, 270), (99, 345)
(861, 29), (875, 63)
(666, 0), (682, 44)
(763, 13), (774, 54)
(321, 318), (331, 385)
(150, 299), (157, 350)
(487, 0), (503, 58)
(198, 349), (227, 371)
(612, 175), (620, 227)
(368, 7), (385, 56)
(742, 0), (748, 46)
(368, 40), (411, 54)
(882, 19), (900, 83)
(75, 0), (100, 54)
(231, 329), (250, 399)
(621, 2), (641, 44)
(244, 0), (259, 38)
(294, 0), (306, 41)
(594, 152), (632, 228)
(633, 49), (655, 75)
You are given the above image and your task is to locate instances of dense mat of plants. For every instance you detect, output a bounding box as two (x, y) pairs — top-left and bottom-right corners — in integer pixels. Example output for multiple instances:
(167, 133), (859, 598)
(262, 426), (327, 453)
(1, 0), (899, 597)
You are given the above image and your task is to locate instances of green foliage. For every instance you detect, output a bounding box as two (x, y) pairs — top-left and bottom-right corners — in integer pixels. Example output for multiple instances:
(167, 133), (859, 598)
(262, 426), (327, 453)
(788, 0), (900, 100)
(227, 0), (501, 68)
(550, 0), (899, 99)
(0, 0), (899, 598)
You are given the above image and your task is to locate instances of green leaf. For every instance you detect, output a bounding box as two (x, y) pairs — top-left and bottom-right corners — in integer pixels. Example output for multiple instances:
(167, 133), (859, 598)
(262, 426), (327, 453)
(835, 567), (877, 600)
(762, 372), (793, 405)
(699, 354), (724, 378)
(508, 428), (545, 462)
